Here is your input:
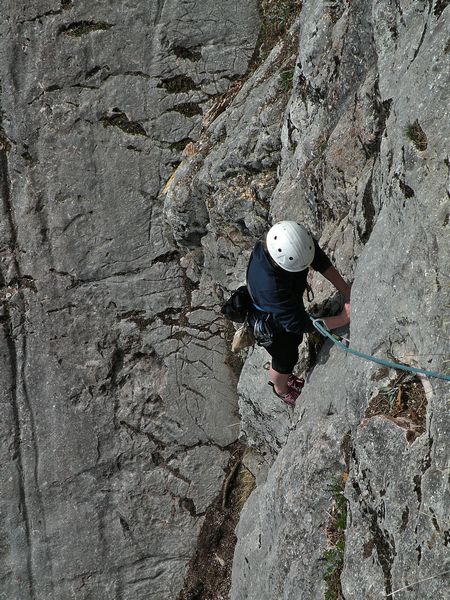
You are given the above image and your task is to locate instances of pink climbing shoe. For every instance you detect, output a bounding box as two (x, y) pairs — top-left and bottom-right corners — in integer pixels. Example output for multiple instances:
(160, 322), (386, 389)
(287, 374), (305, 394)
(268, 381), (300, 406)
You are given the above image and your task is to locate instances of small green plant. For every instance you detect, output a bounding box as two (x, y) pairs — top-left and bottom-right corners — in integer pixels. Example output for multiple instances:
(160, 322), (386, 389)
(405, 120), (428, 151)
(272, 1), (295, 27)
(257, 0), (302, 58)
(323, 475), (347, 600)
(280, 69), (294, 92)
(378, 372), (415, 410)
(323, 541), (345, 600)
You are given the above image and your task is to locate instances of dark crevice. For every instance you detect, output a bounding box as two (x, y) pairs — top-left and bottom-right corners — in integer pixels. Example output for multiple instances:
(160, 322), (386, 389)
(409, 3), (432, 66)
(119, 515), (130, 533)
(179, 497), (197, 517)
(151, 250), (181, 264)
(366, 79), (392, 156)
(169, 138), (194, 153)
(19, 9), (63, 24)
(296, 70), (326, 104)
(85, 66), (105, 79)
(421, 436), (433, 473)
(400, 506), (409, 531)
(0, 136), (36, 597)
(398, 179), (415, 199)
(151, 450), (191, 486)
(358, 175), (375, 244)
(59, 21), (114, 37)
(46, 303), (76, 314)
(368, 509), (395, 596)
(434, 0), (449, 18)
(352, 478), (395, 596)
(429, 508), (440, 532)
(340, 431), (353, 470)
(254, 0), (302, 62)
(158, 75), (199, 94)
(171, 46), (202, 62)
(169, 103), (203, 117)
(413, 474), (422, 505)
(101, 111), (147, 136)
(109, 347), (125, 386)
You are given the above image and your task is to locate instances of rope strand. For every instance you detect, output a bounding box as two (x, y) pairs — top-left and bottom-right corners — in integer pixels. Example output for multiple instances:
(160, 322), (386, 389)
(310, 318), (450, 382)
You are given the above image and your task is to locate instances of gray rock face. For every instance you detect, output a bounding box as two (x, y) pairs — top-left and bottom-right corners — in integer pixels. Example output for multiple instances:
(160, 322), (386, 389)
(230, 1), (450, 599)
(237, 345), (294, 457)
(1, 1), (449, 599)
(0, 2), (259, 599)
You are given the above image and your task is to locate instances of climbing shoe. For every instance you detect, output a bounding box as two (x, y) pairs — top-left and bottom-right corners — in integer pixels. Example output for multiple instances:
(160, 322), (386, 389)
(268, 381), (299, 406)
(287, 374), (305, 394)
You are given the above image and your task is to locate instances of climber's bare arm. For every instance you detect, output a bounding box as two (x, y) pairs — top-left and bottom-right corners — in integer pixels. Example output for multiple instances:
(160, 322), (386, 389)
(322, 266), (351, 302)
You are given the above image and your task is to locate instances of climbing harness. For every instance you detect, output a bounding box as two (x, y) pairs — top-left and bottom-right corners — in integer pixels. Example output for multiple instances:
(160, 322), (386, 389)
(311, 317), (450, 382)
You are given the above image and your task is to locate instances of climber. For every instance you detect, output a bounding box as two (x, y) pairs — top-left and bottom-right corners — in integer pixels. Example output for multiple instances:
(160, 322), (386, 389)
(246, 221), (351, 406)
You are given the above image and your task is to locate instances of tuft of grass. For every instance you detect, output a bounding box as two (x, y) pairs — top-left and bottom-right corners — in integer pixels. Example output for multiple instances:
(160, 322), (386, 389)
(323, 475), (348, 600)
(257, 0), (302, 58)
(323, 541), (345, 600)
(280, 69), (294, 92)
(236, 466), (256, 509)
(405, 120), (428, 151)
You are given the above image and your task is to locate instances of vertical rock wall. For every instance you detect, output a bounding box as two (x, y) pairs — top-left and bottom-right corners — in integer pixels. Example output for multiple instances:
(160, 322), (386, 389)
(1, 1), (449, 599)
(231, 1), (450, 599)
(0, 2), (259, 599)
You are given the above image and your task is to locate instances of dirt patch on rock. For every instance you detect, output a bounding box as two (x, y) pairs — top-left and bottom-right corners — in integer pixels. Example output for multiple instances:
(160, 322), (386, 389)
(177, 443), (256, 600)
(365, 373), (428, 443)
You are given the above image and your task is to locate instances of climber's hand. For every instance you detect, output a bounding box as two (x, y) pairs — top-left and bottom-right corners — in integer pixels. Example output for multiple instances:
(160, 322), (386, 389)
(322, 302), (350, 330)
(342, 302), (350, 324)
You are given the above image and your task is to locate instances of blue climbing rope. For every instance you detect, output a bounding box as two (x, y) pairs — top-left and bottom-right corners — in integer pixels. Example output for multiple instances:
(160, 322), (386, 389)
(310, 317), (450, 382)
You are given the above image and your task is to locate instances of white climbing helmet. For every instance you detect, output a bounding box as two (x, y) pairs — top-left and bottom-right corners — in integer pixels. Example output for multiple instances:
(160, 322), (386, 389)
(266, 221), (315, 272)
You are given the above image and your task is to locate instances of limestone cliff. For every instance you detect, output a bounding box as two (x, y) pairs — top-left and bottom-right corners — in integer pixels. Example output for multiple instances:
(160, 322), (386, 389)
(0, 1), (449, 600)
(0, 2), (257, 598)
(230, 2), (450, 599)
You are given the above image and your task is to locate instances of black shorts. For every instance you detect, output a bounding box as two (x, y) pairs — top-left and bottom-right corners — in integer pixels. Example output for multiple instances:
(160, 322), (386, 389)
(265, 330), (303, 374)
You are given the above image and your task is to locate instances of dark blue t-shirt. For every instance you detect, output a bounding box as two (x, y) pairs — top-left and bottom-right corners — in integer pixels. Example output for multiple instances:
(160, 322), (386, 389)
(246, 240), (332, 334)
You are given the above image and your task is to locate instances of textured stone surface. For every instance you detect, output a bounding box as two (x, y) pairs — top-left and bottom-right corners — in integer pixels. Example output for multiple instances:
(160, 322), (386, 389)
(237, 345), (294, 457)
(232, 348), (362, 600)
(1, 0), (449, 599)
(0, 2), (259, 599)
(231, 1), (450, 599)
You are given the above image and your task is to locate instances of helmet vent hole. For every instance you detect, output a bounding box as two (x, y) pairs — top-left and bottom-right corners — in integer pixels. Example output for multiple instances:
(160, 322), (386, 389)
(278, 248), (282, 253)
(274, 236), (277, 239)
(310, 246), (312, 250)
(289, 257), (293, 261)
